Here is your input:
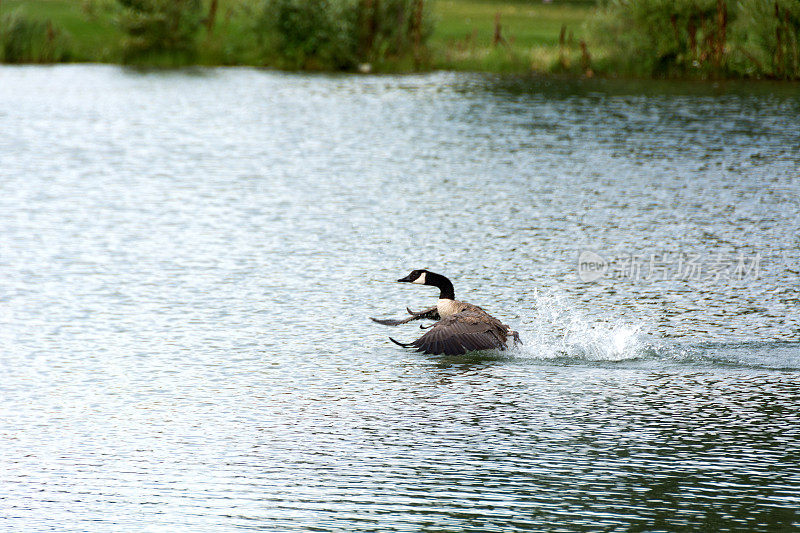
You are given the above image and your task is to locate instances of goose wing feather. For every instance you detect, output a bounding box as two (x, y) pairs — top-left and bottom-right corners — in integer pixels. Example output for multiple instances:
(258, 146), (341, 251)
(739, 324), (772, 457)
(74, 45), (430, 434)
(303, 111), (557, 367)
(371, 306), (440, 326)
(404, 312), (508, 355)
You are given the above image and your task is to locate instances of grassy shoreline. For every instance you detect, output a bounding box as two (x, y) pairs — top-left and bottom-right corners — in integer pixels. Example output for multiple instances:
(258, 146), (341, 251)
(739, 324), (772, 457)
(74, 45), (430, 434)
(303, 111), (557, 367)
(0, 0), (596, 74)
(2, 0), (798, 80)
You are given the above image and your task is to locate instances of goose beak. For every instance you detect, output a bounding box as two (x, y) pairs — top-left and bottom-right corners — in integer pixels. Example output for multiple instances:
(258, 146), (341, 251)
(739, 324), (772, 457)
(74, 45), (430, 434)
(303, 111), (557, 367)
(397, 274), (414, 282)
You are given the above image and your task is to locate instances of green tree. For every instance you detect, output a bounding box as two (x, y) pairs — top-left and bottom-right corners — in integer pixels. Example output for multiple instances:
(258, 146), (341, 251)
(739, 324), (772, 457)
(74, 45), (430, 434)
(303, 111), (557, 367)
(117, 0), (203, 63)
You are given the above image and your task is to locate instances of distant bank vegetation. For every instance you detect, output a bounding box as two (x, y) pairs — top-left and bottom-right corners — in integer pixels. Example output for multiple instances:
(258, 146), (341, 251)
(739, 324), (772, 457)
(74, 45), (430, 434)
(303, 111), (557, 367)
(593, 0), (800, 79)
(0, 0), (798, 79)
(109, 0), (431, 69)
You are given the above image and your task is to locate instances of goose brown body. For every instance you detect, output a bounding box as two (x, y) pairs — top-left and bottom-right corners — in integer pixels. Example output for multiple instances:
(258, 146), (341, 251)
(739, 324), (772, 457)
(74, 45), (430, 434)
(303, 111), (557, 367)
(370, 270), (521, 356)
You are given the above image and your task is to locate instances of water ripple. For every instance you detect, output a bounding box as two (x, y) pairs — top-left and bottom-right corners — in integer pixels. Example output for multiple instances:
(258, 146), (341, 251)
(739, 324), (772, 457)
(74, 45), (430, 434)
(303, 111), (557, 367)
(0, 66), (798, 531)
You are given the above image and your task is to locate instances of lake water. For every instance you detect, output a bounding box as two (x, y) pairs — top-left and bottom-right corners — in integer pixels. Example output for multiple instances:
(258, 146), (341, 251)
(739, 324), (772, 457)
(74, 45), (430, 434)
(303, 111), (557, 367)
(1, 65), (799, 531)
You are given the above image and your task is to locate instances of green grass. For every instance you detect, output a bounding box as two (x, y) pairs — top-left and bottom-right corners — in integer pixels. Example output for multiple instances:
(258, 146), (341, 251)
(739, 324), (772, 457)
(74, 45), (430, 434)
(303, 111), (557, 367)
(429, 1), (592, 72)
(0, 0), (594, 72)
(432, 1), (589, 48)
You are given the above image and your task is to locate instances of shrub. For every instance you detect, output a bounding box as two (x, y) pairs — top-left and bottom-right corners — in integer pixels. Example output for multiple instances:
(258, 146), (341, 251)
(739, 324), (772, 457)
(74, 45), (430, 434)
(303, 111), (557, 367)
(116, 0), (203, 64)
(733, 0), (800, 79)
(591, 0), (733, 78)
(0, 10), (73, 63)
(258, 0), (359, 69)
(592, 0), (800, 79)
(254, 0), (432, 70)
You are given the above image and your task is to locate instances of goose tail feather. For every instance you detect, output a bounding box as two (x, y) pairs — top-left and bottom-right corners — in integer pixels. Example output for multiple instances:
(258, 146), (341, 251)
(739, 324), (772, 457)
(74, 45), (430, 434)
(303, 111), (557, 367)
(389, 337), (413, 348)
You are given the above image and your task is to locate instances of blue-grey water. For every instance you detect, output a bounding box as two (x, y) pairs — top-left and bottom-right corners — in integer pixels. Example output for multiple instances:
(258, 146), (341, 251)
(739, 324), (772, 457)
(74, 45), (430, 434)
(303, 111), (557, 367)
(1, 65), (799, 531)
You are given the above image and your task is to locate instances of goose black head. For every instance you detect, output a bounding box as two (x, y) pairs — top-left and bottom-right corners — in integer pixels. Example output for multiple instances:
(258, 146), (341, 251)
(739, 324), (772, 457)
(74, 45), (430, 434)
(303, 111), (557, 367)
(397, 269), (430, 284)
(397, 269), (455, 300)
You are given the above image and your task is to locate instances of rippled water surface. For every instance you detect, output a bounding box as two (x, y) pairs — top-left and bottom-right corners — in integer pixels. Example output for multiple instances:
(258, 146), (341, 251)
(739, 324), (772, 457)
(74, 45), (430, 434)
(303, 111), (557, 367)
(1, 66), (799, 531)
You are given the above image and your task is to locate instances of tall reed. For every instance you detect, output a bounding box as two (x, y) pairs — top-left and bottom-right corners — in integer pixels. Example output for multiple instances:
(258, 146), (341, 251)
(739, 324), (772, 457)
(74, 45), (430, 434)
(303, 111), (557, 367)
(0, 9), (72, 63)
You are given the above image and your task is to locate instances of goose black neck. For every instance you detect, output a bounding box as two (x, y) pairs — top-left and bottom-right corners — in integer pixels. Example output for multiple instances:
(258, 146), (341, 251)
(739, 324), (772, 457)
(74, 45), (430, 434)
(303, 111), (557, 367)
(427, 272), (455, 300)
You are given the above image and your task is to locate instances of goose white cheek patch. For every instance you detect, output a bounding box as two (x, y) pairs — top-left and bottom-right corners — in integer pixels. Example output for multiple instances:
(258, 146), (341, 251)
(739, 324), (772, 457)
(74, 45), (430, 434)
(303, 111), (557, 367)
(412, 272), (427, 284)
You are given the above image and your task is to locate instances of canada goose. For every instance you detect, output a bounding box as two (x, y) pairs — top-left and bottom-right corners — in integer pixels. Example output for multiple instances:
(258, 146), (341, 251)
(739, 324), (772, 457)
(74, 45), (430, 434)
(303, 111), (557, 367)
(371, 269), (522, 355)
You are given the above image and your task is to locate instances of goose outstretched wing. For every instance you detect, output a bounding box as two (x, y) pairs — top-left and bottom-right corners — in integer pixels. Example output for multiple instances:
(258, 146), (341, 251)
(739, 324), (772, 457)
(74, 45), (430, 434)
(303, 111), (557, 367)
(390, 312), (508, 355)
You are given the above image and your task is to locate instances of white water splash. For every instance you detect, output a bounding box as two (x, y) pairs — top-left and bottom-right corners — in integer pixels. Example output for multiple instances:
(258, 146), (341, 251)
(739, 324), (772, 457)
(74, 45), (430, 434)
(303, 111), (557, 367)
(513, 290), (647, 361)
